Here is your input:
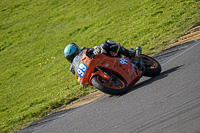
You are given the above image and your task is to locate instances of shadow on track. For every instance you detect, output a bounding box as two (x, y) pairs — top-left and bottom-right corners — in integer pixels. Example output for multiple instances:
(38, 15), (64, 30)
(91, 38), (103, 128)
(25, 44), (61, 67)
(126, 65), (184, 94)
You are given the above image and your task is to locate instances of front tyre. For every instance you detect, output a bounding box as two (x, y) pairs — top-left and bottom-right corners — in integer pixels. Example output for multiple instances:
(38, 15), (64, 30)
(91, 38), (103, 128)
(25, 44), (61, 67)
(140, 54), (161, 77)
(91, 75), (128, 95)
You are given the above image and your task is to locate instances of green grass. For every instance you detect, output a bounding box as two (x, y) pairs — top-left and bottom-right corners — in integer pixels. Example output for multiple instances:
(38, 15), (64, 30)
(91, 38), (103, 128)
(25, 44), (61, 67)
(0, 0), (200, 132)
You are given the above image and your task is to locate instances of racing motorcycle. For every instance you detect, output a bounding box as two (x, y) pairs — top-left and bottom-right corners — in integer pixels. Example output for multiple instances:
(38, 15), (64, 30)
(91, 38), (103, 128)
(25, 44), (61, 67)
(72, 46), (161, 95)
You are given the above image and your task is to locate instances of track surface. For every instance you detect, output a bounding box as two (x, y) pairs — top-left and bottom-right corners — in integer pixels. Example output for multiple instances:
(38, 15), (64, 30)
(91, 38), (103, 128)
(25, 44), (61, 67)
(19, 40), (200, 133)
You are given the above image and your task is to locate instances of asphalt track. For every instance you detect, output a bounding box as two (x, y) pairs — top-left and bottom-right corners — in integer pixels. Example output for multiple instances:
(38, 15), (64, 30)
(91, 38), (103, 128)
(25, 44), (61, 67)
(19, 39), (200, 133)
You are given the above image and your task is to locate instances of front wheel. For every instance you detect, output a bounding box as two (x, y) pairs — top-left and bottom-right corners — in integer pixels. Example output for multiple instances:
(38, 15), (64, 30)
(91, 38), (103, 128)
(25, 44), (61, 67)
(91, 75), (128, 95)
(140, 54), (161, 77)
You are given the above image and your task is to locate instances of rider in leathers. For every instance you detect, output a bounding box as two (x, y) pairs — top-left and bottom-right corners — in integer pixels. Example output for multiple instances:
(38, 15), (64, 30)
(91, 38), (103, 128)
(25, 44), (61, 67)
(64, 40), (136, 75)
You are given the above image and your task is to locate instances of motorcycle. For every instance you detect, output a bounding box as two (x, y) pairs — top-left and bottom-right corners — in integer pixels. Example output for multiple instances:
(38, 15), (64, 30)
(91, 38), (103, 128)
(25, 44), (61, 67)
(72, 46), (161, 95)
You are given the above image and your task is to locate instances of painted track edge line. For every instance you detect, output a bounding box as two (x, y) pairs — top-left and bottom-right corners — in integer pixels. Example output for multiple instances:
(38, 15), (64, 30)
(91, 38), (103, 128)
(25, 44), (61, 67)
(161, 41), (200, 66)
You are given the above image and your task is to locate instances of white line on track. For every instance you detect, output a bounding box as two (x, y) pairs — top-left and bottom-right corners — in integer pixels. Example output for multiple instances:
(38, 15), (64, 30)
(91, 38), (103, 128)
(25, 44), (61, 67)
(161, 41), (200, 66)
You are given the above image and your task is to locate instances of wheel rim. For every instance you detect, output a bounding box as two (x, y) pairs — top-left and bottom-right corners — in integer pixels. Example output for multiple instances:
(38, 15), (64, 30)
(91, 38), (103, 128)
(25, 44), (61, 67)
(96, 76), (125, 89)
(142, 56), (158, 69)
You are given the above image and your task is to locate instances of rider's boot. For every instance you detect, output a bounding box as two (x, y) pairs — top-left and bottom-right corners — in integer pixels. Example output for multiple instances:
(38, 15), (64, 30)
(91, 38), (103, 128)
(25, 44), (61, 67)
(135, 46), (144, 72)
(136, 46), (142, 57)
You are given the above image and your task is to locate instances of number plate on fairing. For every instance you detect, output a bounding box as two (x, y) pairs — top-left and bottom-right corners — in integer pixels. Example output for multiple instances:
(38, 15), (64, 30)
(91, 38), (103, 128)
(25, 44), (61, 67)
(77, 62), (88, 78)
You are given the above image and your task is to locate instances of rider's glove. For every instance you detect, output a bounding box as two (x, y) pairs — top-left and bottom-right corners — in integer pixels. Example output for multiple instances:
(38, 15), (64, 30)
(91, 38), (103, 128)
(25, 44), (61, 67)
(69, 64), (75, 75)
(93, 46), (102, 55)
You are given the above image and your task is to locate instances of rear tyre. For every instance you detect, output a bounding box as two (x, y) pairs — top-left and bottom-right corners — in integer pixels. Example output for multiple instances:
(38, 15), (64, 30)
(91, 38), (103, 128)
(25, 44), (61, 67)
(140, 54), (161, 77)
(91, 75), (128, 95)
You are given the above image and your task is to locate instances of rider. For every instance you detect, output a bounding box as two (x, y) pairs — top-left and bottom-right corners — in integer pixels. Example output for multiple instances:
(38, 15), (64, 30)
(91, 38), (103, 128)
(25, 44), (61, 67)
(64, 40), (137, 75)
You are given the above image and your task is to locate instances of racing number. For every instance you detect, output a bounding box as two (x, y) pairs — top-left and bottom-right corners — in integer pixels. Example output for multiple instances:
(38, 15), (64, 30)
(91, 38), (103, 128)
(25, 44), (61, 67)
(77, 63), (88, 78)
(77, 69), (84, 77)
(120, 58), (129, 65)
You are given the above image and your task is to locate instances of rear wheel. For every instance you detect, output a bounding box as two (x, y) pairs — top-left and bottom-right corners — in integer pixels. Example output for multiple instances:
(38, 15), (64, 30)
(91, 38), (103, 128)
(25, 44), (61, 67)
(140, 54), (161, 77)
(91, 75), (128, 95)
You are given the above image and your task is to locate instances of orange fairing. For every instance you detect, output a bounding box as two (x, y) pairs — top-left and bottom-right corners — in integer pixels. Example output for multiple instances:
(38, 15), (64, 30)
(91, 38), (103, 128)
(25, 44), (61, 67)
(75, 49), (142, 88)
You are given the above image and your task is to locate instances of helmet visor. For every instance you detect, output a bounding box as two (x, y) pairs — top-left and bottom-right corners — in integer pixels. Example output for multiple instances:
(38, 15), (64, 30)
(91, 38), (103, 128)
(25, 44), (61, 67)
(65, 53), (76, 63)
